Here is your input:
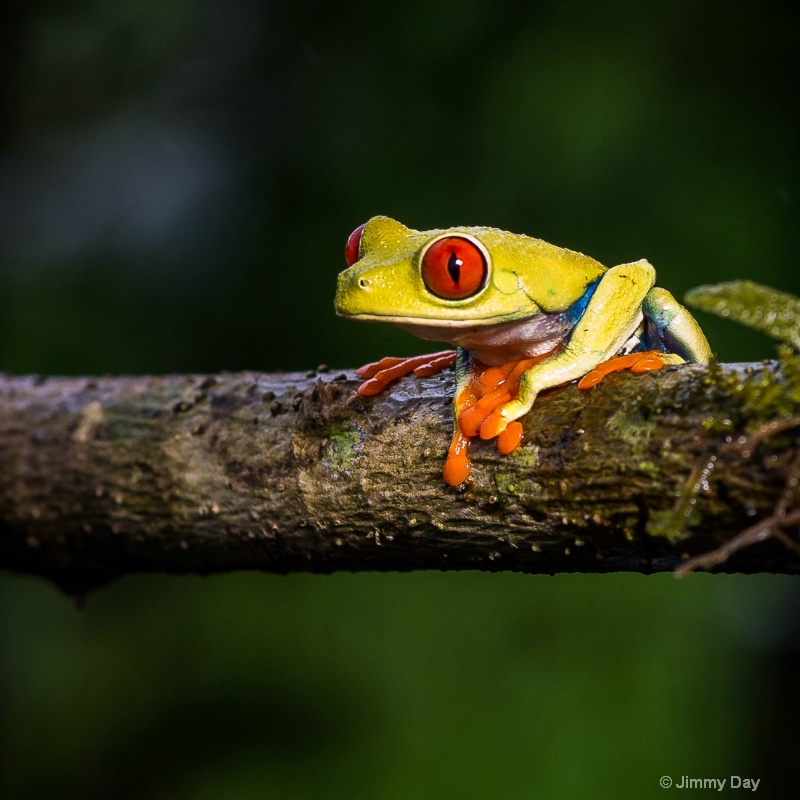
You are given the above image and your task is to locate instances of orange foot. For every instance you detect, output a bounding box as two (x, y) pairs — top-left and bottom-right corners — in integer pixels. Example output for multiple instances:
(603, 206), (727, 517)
(577, 350), (673, 390)
(355, 350), (457, 396)
(442, 351), (556, 486)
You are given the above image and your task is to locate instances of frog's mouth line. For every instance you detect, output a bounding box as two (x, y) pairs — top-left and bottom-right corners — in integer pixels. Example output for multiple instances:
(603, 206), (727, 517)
(337, 312), (532, 328)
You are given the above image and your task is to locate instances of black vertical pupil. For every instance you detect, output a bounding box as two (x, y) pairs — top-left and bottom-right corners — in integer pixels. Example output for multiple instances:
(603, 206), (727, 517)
(447, 252), (462, 284)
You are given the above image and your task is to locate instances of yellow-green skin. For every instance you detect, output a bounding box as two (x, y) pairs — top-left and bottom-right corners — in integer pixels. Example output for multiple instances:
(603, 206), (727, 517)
(336, 216), (711, 434)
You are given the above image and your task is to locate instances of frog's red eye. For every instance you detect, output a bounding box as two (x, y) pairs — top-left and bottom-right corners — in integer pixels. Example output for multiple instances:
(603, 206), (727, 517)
(421, 236), (488, 300)
(345, 223), (366, 266)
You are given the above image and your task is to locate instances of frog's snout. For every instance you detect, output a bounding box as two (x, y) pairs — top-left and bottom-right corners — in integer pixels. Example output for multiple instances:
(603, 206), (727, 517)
(335, 270), (371, 317)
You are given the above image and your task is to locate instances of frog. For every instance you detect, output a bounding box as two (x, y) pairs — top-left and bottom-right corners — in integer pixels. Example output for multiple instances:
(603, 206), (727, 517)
(335, 215), (712, 486)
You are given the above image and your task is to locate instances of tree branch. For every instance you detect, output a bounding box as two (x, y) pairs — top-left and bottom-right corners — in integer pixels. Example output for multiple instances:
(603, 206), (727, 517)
(1, 362), (798, 593)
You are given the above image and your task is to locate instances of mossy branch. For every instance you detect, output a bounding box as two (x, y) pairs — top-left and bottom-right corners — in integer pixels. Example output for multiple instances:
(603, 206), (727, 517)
(1, 356), (799, 594)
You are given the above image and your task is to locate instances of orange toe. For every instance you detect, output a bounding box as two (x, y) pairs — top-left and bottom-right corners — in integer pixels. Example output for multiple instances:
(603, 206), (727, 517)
(480, 410), (508, 440)
(629, 353), (666, 373)
(443, 431), (472, 486)
(356, 378), (388, 396)
(413, 351), (458, 376)
(497, 421), (524, 454)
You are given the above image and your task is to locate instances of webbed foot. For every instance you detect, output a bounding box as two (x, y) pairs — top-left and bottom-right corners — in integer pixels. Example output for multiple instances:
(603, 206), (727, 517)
(576, 350), (684, 390)
(355, 350), (457, 396)
(442, 354), (551, 485)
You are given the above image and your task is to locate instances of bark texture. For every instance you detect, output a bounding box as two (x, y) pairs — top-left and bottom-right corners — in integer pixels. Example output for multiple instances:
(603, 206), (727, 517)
(0, 362), (797, 592)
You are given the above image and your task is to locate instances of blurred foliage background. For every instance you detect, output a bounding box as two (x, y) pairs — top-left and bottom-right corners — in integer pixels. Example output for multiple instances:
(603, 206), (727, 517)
(1, 0), (799, 797)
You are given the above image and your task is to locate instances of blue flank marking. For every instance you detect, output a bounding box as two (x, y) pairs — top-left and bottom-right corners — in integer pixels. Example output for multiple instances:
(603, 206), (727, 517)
(564, 279), (600, 325)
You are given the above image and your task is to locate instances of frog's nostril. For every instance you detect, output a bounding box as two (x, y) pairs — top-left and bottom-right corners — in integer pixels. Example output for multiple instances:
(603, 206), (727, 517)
(359, 278), (370, 289)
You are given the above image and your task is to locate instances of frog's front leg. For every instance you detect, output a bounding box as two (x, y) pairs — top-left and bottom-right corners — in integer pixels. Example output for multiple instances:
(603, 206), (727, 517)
(480, 260), (658, 439)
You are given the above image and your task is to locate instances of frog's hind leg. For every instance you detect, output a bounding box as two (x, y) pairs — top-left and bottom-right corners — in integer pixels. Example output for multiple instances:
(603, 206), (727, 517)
(577, 287), (712, 390)
(642, 287), (712, 364)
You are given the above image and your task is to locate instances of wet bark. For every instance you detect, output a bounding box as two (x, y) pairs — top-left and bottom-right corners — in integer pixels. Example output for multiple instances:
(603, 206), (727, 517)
(0, 362), (797, 593)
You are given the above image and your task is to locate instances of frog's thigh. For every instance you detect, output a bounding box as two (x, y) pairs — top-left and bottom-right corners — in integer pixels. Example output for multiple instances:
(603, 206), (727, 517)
(644, 287), (712, 363)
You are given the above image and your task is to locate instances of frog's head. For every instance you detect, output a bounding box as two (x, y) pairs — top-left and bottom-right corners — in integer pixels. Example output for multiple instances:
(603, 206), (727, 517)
(334, 216), (605, 327)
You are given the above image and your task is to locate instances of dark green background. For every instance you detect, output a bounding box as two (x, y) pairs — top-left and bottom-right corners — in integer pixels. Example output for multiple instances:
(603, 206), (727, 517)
(1, 1), (798, 797)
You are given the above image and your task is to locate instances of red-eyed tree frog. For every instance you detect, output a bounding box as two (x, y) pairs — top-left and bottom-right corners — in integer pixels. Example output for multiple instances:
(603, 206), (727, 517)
(335, 216), (712, 486)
